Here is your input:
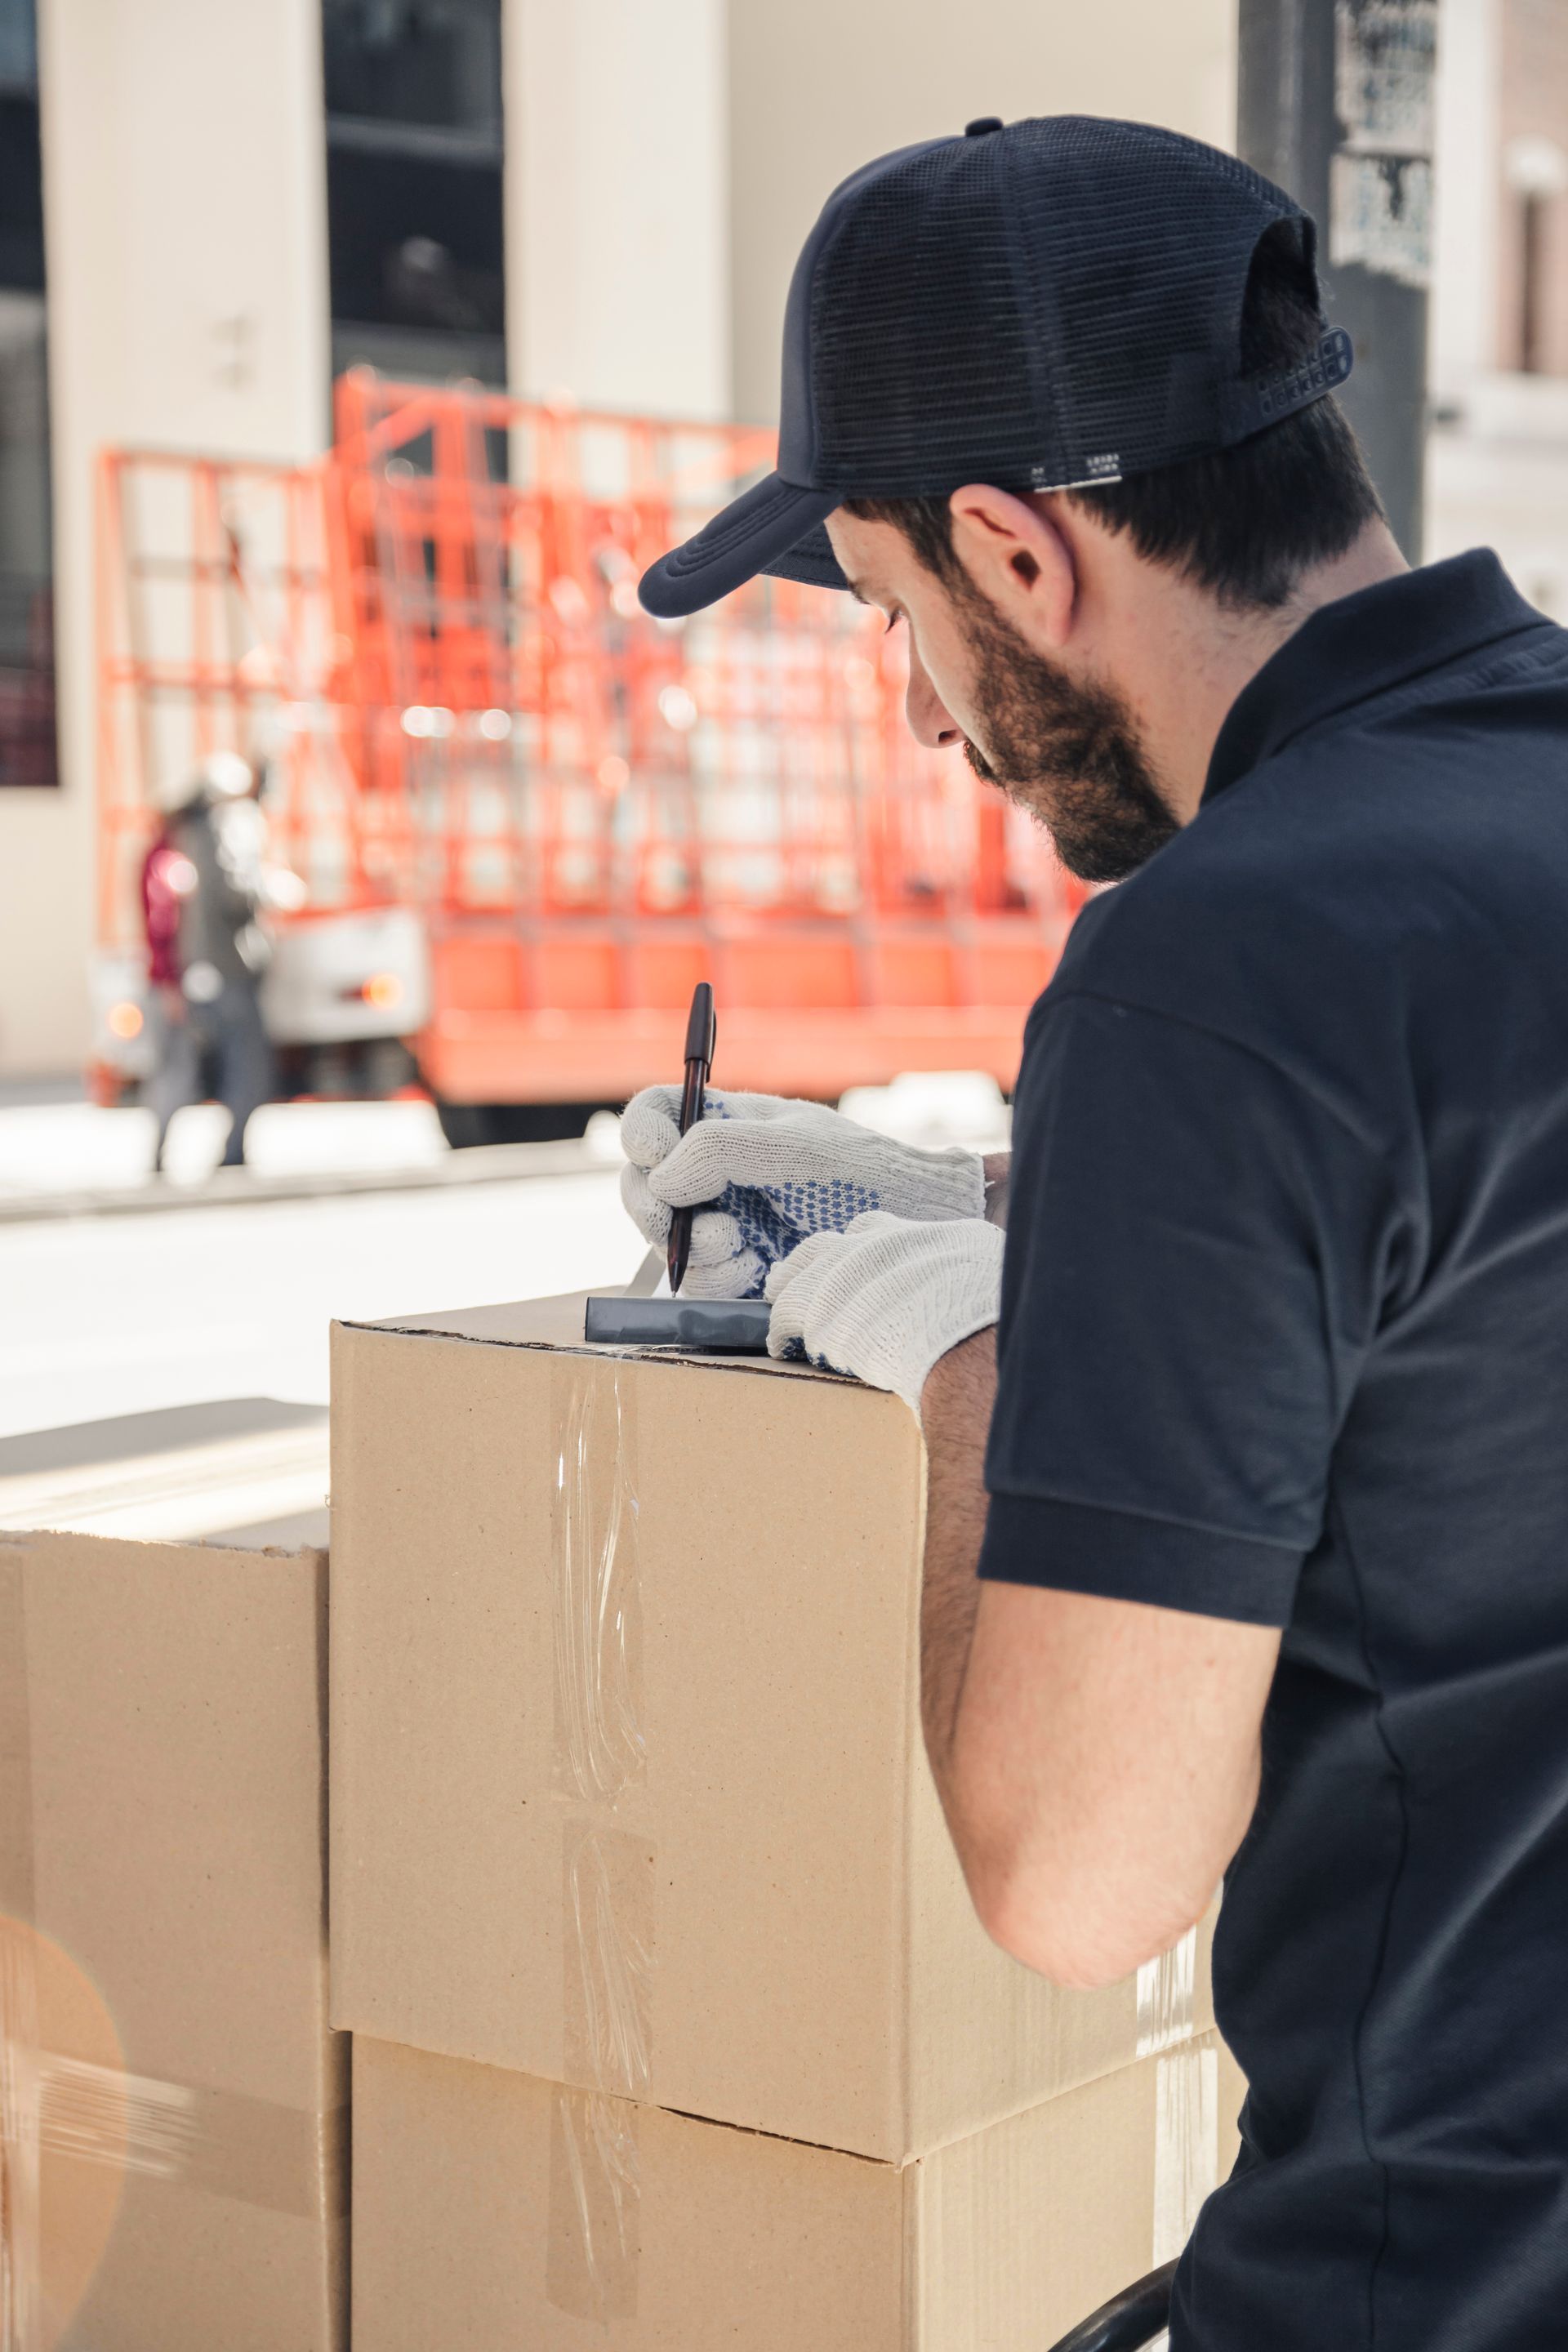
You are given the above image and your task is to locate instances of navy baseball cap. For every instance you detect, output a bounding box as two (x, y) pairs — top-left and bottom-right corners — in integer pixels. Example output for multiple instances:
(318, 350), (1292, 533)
(639, 114), (1352, 619)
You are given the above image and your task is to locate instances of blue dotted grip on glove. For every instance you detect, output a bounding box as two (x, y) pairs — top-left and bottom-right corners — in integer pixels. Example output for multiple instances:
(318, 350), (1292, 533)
(693, 1093), (883, 1297)
(728, 1178), (884, 1295)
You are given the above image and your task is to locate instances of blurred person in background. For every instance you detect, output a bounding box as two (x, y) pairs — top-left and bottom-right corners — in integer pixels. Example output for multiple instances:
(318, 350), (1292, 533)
(139, 785), (200, 1174)
(141, 747), (301, 1173)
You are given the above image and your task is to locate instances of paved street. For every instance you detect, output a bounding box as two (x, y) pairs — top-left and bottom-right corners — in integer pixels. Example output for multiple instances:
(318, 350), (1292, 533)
(0, 1077), (1008, 1441)
(0, 1101), (644, 1438)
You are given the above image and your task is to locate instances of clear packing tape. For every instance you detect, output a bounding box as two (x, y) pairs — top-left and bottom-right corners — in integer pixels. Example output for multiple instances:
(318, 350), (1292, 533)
(549, 1365), (653, 2323)
(1152, 2042), (1220, 2268)
(0, 1548), (345, 2352)
(0, 1927), (40, 2352)
(1136, 1925), (1199, 2059)
(1138, 1906), (1213, 2294)
(552, 1370), (645, 1809)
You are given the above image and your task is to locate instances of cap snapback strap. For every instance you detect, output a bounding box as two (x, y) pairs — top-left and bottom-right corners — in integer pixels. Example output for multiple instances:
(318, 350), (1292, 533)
(1219, 327), (1354, 445)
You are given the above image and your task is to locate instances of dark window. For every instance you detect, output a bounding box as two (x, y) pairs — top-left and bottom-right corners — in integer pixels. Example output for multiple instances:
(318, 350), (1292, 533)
(323, 0), (501, 136)
(322, 0), (506, 388)
(0, 0), (55, 787)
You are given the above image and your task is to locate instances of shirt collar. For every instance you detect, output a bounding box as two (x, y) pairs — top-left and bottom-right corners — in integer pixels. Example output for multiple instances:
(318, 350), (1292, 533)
(1204, 550), (1552, 804)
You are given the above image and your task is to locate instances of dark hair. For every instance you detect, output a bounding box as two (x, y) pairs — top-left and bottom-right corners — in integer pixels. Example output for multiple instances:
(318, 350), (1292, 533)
(844, 225), (1384, 613)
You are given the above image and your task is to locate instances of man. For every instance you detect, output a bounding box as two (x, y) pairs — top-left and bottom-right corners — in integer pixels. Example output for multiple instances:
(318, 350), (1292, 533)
(619, 118), (1568, 2350)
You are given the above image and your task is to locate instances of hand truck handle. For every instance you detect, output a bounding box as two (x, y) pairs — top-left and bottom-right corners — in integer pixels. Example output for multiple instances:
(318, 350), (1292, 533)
(1045, 2259), (1178, 2352)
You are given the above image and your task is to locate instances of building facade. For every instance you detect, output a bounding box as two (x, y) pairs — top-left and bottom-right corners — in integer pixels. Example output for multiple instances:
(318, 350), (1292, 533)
(3, 0), (1560, 1078)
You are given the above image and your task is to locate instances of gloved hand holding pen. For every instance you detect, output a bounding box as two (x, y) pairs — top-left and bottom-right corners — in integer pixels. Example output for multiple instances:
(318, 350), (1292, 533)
(620, 1085), (987, 1299)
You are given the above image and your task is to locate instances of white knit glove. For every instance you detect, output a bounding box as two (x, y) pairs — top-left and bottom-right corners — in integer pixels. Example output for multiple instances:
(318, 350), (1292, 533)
(764, 1211), (1004, 1416)
(619, 1088), (985, 1299)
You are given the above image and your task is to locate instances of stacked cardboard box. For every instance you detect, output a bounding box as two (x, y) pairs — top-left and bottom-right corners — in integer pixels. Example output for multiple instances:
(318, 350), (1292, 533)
(332, 1294), (1240, 2347)
(352, 2030), (1239, 2349)
(0, 1402), (345, 2351)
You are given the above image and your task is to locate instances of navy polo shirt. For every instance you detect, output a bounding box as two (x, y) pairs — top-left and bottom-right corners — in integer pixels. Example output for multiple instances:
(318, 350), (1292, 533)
(980, 552), (1568, 2351)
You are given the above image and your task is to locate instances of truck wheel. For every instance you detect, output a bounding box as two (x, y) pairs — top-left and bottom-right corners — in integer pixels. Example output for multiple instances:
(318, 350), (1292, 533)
(434, 1100), (608, 1148)
(434, 1101), (492, 1149)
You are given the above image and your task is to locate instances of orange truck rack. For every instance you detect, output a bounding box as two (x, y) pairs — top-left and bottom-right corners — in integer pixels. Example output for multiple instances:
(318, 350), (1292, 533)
(96, 376), (1087, 1124)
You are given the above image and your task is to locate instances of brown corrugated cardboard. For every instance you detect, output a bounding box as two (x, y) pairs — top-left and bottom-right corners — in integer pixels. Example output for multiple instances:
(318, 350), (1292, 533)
(331, 1295), (1214, 2163)
(0, 1410), (344, 2352)
(352, 2030), (1241, 2351)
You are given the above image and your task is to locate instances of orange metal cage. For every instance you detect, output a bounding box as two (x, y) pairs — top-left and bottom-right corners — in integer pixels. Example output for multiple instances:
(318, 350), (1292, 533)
(97, 375), (1087, 1102)
(95, 447), (371, 937)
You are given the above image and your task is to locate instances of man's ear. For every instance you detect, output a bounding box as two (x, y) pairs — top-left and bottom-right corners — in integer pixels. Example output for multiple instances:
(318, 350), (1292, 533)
(946, 485), (1076, 649)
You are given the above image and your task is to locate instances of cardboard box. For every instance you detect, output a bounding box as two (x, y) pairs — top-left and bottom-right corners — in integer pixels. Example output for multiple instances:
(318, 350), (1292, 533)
(0, 1402), (343, 2350)
(331, 1296), (1214, 2163)
(352, 2030), (1240, 2351)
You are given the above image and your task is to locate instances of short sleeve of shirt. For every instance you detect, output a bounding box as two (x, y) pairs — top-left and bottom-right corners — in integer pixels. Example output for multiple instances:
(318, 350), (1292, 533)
(980, 989), (1401, 1627)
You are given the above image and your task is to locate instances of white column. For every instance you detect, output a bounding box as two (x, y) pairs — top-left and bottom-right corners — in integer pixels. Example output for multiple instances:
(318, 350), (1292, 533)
(504, 0), (731, 420)
(0, 0), (329, 1077)
(1430, 0), (1502, 396)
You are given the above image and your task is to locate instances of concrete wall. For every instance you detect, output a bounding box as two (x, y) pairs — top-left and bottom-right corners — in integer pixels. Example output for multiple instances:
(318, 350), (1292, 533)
(502, 0), (1237, 428)
(1432, 0), (1503, 392)
(1495, 0), (1568, 377)
(0, 0), (329, 1078)
(1427, 0), (1568, 617)
(503, 0), (731, 418)
(725, 0), (1238, 424)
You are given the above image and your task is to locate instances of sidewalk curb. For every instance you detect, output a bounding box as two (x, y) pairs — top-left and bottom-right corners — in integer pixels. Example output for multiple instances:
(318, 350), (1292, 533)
(0, 1138), (615, 1223)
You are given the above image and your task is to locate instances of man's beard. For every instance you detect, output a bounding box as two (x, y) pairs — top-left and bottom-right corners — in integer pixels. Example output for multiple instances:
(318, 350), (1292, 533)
(956, 590), (1178, 884)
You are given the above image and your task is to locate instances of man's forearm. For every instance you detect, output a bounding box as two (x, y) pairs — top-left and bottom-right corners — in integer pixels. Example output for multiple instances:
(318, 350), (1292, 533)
(918, 1326), (998, 1820)
(921, 1153), (1006, 1790)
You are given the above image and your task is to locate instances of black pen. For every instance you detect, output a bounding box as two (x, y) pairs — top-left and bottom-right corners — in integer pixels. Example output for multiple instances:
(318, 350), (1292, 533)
(667, 982), (716, 1295)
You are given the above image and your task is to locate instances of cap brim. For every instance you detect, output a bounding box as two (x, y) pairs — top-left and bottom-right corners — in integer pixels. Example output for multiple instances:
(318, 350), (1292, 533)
(760, 520), (849, 591)
(638, 474), (845, 617)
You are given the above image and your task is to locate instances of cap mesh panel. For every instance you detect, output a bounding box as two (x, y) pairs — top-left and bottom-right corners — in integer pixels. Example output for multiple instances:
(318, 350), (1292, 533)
(808, 115), (1321, 497)
(809, 135), (1049, 492)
